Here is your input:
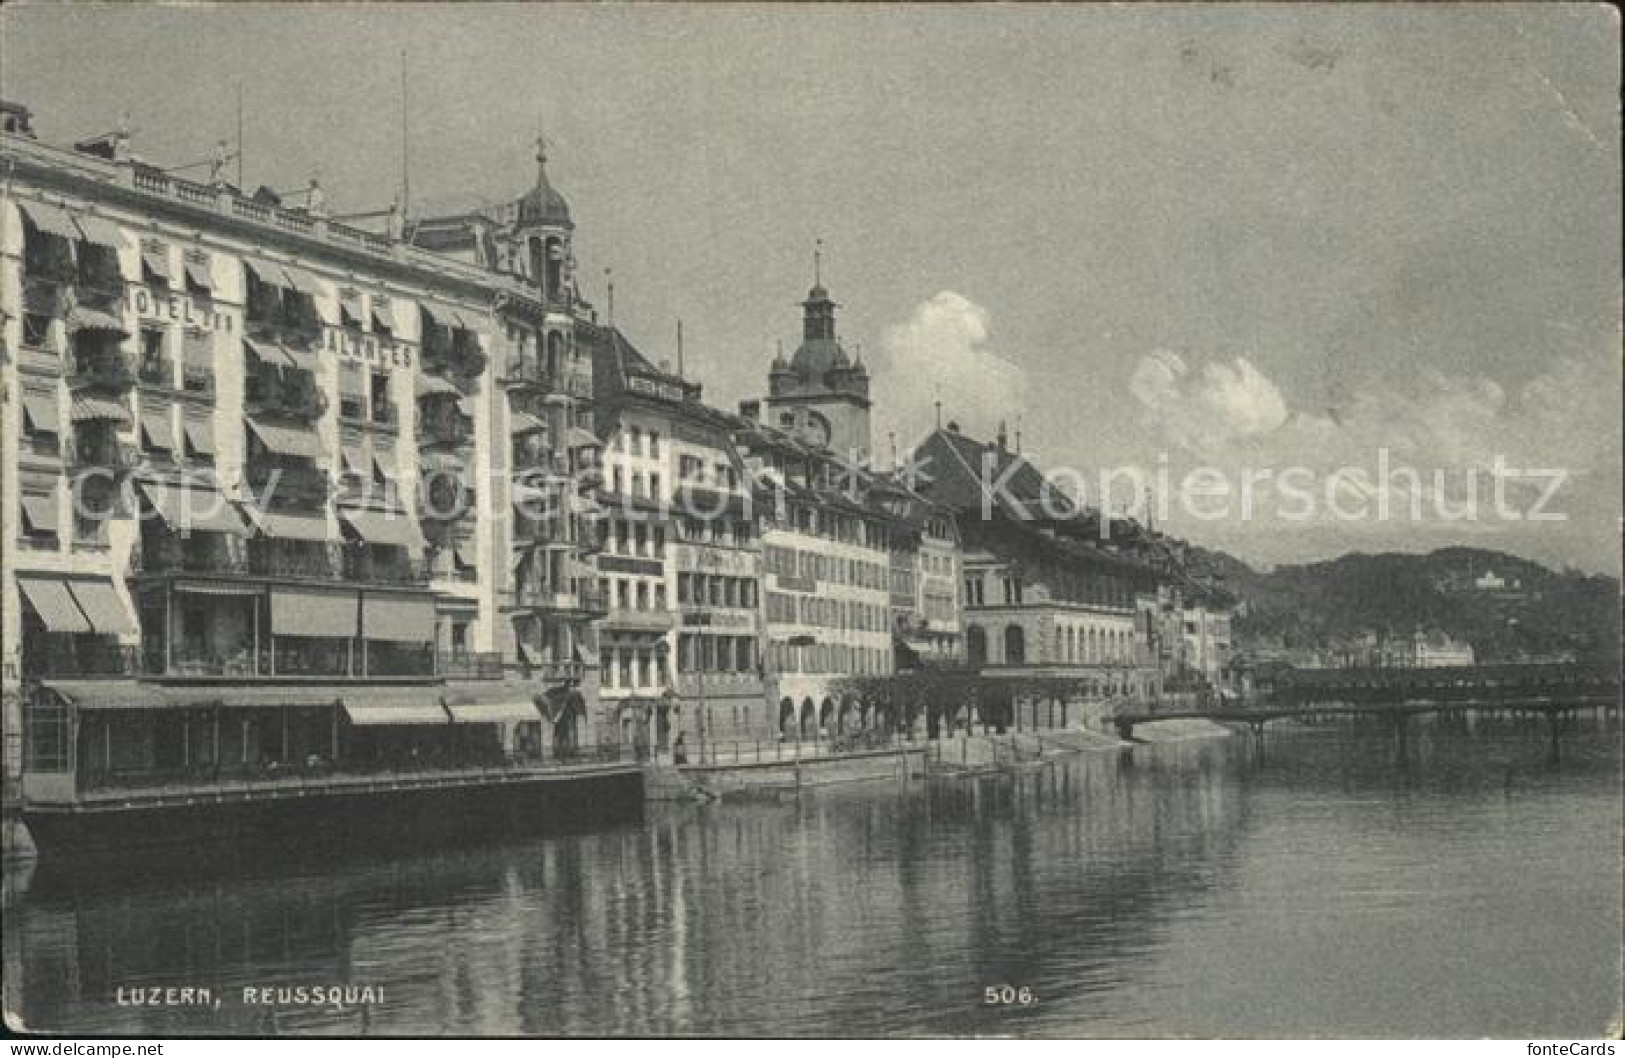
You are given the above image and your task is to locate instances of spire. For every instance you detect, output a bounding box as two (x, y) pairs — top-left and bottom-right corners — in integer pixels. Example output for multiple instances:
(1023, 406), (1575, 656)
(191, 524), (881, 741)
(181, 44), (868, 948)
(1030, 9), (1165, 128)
(517, 116), (571, 227)
(814, 238), (823, 286)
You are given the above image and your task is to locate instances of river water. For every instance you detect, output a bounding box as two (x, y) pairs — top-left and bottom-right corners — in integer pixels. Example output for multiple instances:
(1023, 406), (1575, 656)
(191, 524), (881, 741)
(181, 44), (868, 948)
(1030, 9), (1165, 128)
(4, 724), (1620, 1038)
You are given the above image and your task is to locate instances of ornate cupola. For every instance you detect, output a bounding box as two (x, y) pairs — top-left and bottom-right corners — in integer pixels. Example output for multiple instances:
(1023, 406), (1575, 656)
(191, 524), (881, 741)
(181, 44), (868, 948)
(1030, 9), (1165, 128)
(762, 245), (873, 457)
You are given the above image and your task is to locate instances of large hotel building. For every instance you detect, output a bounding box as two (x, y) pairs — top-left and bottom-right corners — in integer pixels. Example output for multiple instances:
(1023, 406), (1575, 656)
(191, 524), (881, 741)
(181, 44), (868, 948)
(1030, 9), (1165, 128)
(2, 99), (1233, 837)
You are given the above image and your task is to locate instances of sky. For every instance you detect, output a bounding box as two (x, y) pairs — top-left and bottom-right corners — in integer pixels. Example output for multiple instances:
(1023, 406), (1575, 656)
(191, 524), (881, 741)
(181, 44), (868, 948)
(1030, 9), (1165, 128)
(3, 3), (1619, 574)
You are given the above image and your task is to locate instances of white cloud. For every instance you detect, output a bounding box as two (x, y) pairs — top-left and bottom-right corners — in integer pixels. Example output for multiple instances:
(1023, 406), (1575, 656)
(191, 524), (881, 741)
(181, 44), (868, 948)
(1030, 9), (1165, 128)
(1130, 350), (1290, 447)
(873, 292), (1029, 460)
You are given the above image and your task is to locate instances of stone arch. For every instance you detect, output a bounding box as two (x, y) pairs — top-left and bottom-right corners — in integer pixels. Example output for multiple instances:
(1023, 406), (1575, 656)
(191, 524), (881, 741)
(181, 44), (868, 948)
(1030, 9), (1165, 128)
(779, 697), (795, 737)
(818, 697), (835, 736)
(800, 697), (817, 739)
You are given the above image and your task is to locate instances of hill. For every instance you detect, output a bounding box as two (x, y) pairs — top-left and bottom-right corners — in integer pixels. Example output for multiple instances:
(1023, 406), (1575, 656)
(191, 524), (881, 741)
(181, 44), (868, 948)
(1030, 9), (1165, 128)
(1212, 546), (1620, 665)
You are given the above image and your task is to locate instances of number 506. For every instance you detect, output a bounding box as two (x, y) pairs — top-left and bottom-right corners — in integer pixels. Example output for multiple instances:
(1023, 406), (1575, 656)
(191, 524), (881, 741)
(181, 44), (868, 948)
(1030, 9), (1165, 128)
(984, 985), (1035, 1005)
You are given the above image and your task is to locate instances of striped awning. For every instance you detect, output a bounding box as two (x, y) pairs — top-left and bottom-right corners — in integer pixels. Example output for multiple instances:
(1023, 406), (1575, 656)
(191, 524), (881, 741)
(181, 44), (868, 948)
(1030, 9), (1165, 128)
(243, 336), (288, 368)
(342, 692), (448, 727)
(139, 481), (250, 536)
(184, 417), (215, 457)
(339, 507), (424, 550)
(183, 258), (212, 291)
(67, 305), (129, 335)
(22, 390), (59, 434)
(17, 201), (80, 241)
(420, 452), (464, 475)
(20, 493), (59, 536)
(140, 408), (175, 451)
(74, 214), (124, 251)
(141, 247), (171, 282)
(444, 697), (541, 725)
(183, 331), (213, 372)
(510, 411), (546, 436)
(245, 507), (333, 542)
(247, 418), (324, 460)
(280, 342), (323, 375)
(271, 586), (358, 639)
(417, 373), (461, 398)
(361, 594), (435, 642)
(280, 264), (321, 296)
(18, 576), (91, 634)
(371, 304), (394, 332)
(70, 396), (131, 424)
(42, 681), (345, 711)
(67, 580), (138, 636)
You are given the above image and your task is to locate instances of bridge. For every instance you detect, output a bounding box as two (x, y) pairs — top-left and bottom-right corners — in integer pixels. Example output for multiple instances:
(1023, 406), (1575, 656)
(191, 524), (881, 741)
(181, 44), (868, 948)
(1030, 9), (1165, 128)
(1113, 662), (1621, 761)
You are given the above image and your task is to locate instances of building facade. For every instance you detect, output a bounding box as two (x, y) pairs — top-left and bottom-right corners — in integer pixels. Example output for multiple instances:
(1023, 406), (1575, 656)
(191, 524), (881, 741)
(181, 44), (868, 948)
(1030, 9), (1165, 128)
(1, 111), (602, 818)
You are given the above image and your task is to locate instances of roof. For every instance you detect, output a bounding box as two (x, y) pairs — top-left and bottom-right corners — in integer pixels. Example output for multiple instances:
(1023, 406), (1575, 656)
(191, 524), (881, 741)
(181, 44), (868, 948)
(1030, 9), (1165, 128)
(908, 427), (1083, 521)
(517, 150), (572, 228)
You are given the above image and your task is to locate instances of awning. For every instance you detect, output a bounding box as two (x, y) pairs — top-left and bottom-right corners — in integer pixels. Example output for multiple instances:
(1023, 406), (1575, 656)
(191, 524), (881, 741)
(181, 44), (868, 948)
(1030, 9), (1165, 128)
(371, 304), (394, 332)
(184, 417), (215, 457)
(454, 542), (478, 569)
(280, 264), (320, 297)
(174, 580), (263, 596)
(66, 580), (137, 636)
(67, 305), (128, 335)
(339, 364), (366, 395)
(183, 258), (212, 291)
(361, 594), (435, 642)
(139, 481), (250, 536)
(242, 259), (276, 288)
(342, 692), (448, 727)
(340, 444), (366, 476)
(566, 426), (600, 449)
(18, 201), (81, 241)
(281, 343), (323, 375)
(417, 373), (461, 398)
(421, 451), (464, 472)
(142, 248), (171, 282)
(511, 411), (546, 436)
(18, 576), (91, 634)
(42, 681), (347, 711)
(456, 396), (476, 419)
(140, 408), (175, 452)
(20, 493), (59, 536)
(22, 390), (59, 434)
(243, 336), (289, 369)
(271, 586), (358, 639)
(372, 455), (395, 484)
(246, 507), (333, 542)
(444, 698), (541, 725)
(339, 507), (424, 550)
(71, 396), (131, 424)
(338, 290), (364, 323)
(183, 332), (213, 373)
(73, 214), (124, 251)
(247, 418), (325, 460)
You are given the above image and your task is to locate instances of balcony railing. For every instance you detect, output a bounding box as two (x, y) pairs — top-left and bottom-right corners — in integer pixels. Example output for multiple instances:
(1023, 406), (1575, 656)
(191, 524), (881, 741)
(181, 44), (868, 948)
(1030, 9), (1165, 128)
(370, 401), (399, 428)
(244, 462), (331, 508)
(525, 660), (587, 684)
(251, 545), (340, 581)
(437, 652), (506, 680)
(133, 538), (252, 576)
(504, 584), (608, 615)
(22, 642), (143, 680)
(136, 356), (176, 389)
(68, 352), (138, 391)
(65, 436), (142, 472)
(603, 608), (677, 634)
(245, 378), (328, 422)
(343, 550), (431, 586)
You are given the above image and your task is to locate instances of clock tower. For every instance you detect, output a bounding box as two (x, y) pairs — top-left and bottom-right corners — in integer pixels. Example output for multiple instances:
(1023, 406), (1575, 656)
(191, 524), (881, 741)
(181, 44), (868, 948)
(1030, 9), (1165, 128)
(764, 256), (872, 459)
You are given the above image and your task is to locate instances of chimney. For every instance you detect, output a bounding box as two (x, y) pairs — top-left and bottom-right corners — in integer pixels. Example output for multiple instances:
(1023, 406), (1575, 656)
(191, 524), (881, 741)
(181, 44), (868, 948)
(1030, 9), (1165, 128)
(946, 420), (961, 434)
(996, 420), (1009, 451)
(739, 399), (761, 422)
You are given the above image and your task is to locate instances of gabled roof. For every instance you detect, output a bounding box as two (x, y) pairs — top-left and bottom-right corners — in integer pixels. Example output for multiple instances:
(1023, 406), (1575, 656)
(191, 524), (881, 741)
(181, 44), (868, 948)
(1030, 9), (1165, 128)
(908, 427), (1083, 522)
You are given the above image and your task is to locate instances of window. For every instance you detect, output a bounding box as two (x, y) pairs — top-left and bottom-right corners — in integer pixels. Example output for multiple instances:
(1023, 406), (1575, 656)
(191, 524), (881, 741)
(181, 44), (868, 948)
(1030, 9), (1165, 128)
(616, 580), (630, 611)
(680, 454), (703, 481)
(636, 581), (649, 611)
(629, 426), (643, 456)
(654, 583), (667, 610)
(648, 431), (660, 457)
(1004, 625), (1026, 665)
(650, 473), (662, 499)
(964, 576), (985, 607)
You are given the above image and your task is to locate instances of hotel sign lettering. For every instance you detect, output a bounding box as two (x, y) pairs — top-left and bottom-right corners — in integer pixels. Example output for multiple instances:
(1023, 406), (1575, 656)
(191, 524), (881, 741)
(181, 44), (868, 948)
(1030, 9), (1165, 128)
(129, 288), (235, 333)
(627, 375), (686, 403)
(324, 326), (412, 370)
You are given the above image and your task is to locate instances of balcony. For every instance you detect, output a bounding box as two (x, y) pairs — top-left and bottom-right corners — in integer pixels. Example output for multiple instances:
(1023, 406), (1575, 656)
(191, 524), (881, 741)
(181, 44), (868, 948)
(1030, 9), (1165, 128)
(22, 641), (143, 680)
(65, 434), (141, 473)
(602, 608), (677, 634)
(136, 355), (177, 390)
(245, 462), (331, 509)
(525, 659), (586, 684)
(505, 583), (608, 616)
(245, 376), (328, 423)
(670, 671), (766, 698)
(250, 540), (340, 581)
(369, 400), (399, 429)
(68, 350), (138, 391)
(343, 548), (431, 586)
(418, 407), (472, 448)
(437, 651), (505, 680)
(133, 535), (252, 577)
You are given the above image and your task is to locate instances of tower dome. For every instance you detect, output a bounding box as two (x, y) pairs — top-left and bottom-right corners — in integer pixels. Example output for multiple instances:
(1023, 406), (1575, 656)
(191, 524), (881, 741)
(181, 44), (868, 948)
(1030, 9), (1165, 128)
(518, 137), (572, 229)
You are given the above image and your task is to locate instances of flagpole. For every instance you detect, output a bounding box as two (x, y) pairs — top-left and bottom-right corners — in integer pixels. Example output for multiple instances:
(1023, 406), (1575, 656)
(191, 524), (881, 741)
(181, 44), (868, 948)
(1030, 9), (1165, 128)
(236, 82), (244, 190)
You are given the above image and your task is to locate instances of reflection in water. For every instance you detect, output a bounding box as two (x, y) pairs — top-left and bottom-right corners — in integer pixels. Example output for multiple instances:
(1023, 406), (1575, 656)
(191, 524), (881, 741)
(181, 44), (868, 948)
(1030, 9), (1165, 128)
(5, 727), (1620, 1037)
